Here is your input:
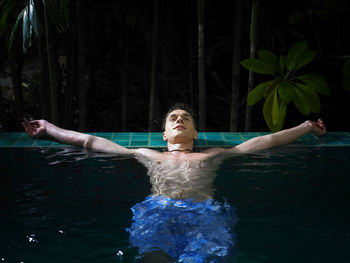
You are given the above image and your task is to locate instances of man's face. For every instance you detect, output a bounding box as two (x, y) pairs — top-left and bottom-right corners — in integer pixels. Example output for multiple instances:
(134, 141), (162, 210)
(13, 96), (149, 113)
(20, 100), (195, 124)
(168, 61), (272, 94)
(163, 109), (198, 144)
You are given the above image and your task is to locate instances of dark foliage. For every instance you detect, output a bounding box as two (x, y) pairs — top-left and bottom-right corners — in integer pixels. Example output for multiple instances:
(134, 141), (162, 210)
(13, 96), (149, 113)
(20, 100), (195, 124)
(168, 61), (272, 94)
(1, 0), (350, 132)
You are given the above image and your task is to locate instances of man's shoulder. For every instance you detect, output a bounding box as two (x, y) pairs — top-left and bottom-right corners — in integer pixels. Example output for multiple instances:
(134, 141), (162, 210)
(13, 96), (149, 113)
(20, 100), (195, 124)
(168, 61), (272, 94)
(200, 147), (227, 155)
(134, 148), (164, 159)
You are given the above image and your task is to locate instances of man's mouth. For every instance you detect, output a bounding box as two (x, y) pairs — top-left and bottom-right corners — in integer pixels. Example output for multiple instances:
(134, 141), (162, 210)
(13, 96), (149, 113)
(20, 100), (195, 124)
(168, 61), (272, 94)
(174, 125), (185, 130)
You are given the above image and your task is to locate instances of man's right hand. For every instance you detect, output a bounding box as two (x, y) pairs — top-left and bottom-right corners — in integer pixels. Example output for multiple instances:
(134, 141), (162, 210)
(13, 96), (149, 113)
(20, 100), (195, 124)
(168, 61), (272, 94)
(22, 118), (48, 138)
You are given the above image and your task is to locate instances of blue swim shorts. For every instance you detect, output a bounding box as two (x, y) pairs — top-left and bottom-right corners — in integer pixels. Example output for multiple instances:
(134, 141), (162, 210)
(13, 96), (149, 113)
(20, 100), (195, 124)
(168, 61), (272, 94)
(126, 195), (238, 263)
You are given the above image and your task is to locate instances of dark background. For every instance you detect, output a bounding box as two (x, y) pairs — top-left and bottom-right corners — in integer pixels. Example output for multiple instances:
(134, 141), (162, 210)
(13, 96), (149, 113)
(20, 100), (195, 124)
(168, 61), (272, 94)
(1, 0), (349, 132)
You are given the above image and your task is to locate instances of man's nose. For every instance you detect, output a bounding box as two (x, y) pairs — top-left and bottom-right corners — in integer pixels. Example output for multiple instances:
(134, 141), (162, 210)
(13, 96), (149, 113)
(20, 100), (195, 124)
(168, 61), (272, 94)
(176, 116), (184, 123)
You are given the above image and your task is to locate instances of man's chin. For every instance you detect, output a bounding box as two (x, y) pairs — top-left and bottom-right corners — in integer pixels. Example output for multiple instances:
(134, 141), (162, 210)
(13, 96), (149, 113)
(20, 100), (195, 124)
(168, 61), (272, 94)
(168, 133), (192, 143)
(172, 131), (188, 137)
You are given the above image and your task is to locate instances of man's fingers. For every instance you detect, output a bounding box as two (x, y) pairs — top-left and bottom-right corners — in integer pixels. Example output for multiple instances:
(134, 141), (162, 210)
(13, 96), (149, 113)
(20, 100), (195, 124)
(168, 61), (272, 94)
(22, 122), (32, 135)
(22, 119), (30, 130)
(30, 120), (40, 128)
(23, 118), (36, 134)
(318, 119), (325, 130)
(23, 118), (38, 129)
(23, 118), (32, 127)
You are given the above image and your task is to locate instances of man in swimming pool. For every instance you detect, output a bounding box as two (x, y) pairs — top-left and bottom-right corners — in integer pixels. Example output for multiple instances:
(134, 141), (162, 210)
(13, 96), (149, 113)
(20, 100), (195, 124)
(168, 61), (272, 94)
(22, 103), (326, 262)
(22, 103), (326, 162)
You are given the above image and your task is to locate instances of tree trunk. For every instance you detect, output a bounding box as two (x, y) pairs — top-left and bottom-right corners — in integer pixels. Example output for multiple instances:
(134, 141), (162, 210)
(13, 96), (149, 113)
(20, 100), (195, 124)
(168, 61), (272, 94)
(64, 30), (76, 130)
(87, 12), (96, 131)
(43, 2), (59, 125)
(121, 30), (129, 131)
(33, 0), (50, 121)
(198, 0), (206, 131)
(8, 47), (24, 129)
(77, 0), (87, 131)
(2, 4), (24, 130)
(148, 0), (159, 131)
(186, 0), (195, 110)
(244, 0), (259, 132)
(230, 0), (243, 131)
(64, 3), (79, 131)
(0, 74), (8, 131)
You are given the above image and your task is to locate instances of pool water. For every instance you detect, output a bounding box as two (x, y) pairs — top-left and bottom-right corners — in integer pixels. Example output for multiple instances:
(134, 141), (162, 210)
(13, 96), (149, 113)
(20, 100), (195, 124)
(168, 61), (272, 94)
(1, 146), (350, 263)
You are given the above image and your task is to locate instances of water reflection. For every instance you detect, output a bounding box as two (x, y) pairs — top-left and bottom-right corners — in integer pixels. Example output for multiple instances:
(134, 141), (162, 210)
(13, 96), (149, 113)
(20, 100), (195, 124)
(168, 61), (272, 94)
(38, 148), (239, 262)
(2, 147), (350, 262)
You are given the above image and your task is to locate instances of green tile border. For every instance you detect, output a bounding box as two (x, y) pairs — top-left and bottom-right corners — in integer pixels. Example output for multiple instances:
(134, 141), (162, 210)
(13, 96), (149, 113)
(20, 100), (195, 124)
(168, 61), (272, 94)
(0, 132), (350, 148)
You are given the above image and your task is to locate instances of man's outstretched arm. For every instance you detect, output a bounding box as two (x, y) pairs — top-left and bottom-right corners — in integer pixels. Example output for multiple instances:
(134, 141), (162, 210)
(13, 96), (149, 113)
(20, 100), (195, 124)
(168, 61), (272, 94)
(232, 119), (326, 153)
(22, 118), (133, 155)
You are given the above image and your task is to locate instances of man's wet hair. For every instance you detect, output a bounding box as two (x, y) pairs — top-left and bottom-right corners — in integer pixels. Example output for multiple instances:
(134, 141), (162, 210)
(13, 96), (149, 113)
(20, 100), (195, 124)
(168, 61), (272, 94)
(162, 103), (197, 130)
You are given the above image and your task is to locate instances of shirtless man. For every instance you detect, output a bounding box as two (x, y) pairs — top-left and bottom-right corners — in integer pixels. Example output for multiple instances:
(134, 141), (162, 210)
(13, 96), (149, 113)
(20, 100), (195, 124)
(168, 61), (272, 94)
(22, 103), (326, 262)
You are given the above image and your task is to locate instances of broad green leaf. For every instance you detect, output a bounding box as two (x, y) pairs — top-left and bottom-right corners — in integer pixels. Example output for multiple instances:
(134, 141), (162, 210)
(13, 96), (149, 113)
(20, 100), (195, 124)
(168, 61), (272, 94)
(263, 91), (287, 132)
(271, 101), (287, 132)
(240, 58), (274, 75)
(277, 80), (295, 104)
(272, 89), (279, 126)
(289, 12), (303, 24)
(297, 73), (330, 95)
(247, 81), (272, 105)
(264, 78), (280, 98)
(343, 58), (350, 91)
(296, 84), (321, 113)
(286, 41), (308, 73)
(294, 50), (317, 71)
(258, 50), (279, 74)
(263, 90), (275, 130)
(314, 9), (328, 20)
(280, 54), (286, 74)
(293, 86), (311, 115)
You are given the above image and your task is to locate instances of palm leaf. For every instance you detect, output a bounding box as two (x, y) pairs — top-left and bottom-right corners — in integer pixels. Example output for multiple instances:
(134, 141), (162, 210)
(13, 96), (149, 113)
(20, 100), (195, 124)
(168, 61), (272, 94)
(29, 0), (38, 36)
(0, 0), (17, 31)
(8, 8), (24, 50)
(23, 2), (32, 52)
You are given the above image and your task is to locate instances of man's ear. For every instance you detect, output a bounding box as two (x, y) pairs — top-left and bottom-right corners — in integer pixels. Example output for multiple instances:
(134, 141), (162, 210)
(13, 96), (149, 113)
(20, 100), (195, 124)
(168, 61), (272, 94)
(194, 130), (198, 140)
(163, 131), (167, 141)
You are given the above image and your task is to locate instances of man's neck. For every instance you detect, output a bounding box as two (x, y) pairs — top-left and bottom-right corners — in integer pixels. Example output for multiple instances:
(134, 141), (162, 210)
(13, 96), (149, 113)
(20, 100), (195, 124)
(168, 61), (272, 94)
(167, 142), (194, 152)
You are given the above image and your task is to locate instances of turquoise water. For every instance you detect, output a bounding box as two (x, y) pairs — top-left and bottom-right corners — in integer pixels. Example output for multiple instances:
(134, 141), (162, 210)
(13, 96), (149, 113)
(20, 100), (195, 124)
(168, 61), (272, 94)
(1, 147), (350, 262)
